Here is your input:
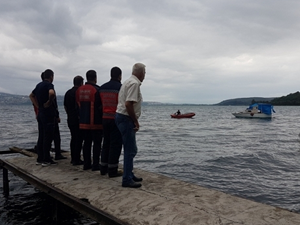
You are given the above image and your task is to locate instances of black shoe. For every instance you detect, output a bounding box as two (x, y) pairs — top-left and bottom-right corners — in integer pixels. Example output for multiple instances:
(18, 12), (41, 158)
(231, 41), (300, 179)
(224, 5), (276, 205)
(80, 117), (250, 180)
(122, 181), (142, 188)
(133, 176), (143, 182)
(92, 165), (101, 171)
(100, 165), (108, 175)
(109, 171), (123, 178)
(55, 154), (67, 160)
(72, 160), (84, 166)
(83, 165), (92, 170)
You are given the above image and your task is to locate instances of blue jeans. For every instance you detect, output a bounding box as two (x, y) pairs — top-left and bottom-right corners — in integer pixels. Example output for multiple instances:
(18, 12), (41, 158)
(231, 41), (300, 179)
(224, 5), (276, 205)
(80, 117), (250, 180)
(115, 113), (137, 184)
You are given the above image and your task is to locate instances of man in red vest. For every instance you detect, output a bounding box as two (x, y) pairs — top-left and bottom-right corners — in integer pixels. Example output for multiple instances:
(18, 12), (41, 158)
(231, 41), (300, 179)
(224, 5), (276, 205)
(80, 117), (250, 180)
(76, 70), (103, 171)
(99, 67), (123, 177)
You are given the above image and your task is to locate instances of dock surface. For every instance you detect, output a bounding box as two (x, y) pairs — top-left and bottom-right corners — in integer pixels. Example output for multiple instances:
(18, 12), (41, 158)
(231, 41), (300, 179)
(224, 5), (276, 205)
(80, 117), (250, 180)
(1, 150), (300, 225)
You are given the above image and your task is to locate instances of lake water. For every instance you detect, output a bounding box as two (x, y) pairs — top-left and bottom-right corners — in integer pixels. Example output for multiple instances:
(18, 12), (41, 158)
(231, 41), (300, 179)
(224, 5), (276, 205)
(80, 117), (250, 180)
(1, 104), (300, 224)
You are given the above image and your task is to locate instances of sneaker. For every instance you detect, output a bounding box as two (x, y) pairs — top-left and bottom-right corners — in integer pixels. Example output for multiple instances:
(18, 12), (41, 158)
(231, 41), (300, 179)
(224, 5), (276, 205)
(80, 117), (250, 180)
(42, 162), (50, 167)
(36, 161), (43, 165)
(42, 160), (57, 167)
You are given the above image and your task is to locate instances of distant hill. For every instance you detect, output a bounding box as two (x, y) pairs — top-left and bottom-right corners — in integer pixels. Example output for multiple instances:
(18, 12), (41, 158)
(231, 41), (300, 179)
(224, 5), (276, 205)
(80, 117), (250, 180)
(216, 91), (300, 106)
(271, 91), (300, 105)
(216, 97), (275, 106)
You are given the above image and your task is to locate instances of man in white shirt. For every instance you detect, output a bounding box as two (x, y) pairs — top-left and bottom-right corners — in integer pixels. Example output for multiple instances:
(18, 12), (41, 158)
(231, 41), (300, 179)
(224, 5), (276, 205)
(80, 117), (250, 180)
(115, 63), (146, 188)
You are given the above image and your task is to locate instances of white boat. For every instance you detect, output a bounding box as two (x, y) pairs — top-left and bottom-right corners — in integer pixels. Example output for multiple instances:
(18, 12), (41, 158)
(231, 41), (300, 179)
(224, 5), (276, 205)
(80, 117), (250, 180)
(232, 103), (275, 119)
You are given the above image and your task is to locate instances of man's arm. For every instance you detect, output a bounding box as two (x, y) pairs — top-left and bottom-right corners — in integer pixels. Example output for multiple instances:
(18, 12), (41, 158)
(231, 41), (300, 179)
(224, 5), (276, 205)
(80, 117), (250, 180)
(29, 92), (38, 108)
(125, 101), (139, 132)
(43, 89), (55, 108)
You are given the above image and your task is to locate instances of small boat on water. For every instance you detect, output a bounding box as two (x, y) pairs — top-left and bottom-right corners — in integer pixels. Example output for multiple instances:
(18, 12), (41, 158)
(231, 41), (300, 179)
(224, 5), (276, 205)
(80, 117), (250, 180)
(171, 112), (195, 119)
(232, 103), (275, 119)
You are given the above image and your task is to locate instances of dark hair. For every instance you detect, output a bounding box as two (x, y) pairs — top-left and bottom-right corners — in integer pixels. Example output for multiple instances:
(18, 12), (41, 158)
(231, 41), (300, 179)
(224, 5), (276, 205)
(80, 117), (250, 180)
(111, 67), (122, 79)
(41, 72), (45, 80)
(86, 70), (97, 81)
(43, 69), (54, 79)
(73, 76), (84, 86)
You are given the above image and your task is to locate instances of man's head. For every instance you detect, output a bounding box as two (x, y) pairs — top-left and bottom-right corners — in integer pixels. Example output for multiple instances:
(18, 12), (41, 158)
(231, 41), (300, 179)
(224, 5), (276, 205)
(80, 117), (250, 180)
(86, 70), (97, 83)
(111, 67), (122, 81)
(41, 72), (45, 81)
(73, 75), (84, 87)
(43, 69), (54, 82)
(132, 63), (146, 82)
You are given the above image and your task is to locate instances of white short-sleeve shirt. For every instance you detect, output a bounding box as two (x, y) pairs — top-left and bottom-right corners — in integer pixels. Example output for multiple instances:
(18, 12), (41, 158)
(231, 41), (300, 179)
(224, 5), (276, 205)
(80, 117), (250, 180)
(116, 75), (143, 119)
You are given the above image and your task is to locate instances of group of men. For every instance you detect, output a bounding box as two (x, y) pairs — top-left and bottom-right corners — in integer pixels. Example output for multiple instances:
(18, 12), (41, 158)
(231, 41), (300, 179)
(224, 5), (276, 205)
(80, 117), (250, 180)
(29, 62), (146, 188)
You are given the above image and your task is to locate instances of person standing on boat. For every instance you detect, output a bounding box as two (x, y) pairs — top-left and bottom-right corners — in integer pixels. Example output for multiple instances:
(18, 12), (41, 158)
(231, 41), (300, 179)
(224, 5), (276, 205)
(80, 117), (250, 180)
(99, 67), (123, 177)
(76, 70), (103, 171)
(29, 69), (65, 166)
(115, 63), (146, 188)
(64, 75), (84, 166)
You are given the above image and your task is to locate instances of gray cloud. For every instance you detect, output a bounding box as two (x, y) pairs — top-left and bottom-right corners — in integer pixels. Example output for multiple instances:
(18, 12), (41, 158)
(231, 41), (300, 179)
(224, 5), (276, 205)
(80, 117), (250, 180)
(0, 0), (299, 104)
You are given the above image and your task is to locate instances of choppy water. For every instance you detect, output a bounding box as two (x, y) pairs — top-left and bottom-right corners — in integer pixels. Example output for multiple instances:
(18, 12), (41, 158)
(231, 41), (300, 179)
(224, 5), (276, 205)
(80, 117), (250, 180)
(1, 104), (300, 224)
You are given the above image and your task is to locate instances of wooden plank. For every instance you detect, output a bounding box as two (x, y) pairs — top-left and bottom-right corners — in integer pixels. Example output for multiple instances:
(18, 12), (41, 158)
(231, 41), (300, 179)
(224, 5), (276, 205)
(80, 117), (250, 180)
(0, 157), (127, 225)
(1, 154), (300, 225)
(9, 146), (36, 157)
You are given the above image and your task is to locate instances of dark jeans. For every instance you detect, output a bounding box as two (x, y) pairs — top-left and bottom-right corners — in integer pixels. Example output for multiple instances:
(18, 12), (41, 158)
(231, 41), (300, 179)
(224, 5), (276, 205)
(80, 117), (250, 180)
(101, 119), (122, 169)
(81, 129), (102, 168)
(68, 120), (83, 163)
(37, 114), (55, 162)
(115, 113), (137, 184)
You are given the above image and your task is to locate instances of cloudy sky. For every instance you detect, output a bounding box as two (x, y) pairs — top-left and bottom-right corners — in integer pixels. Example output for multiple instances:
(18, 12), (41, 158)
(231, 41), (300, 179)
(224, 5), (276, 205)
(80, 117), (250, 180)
(1, 0), (299, 104)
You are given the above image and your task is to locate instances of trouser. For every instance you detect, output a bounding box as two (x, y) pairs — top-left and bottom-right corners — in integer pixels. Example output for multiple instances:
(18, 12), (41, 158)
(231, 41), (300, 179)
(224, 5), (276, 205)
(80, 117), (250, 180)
(36, 116), (44, 162)
(68, 120), (83, 163)
(53, 121), (61, 155)
(115, 113), (137, 184)
(101, 119), (122, 174)
(81, 129), (102, 168)
(38, 114), (55, 162)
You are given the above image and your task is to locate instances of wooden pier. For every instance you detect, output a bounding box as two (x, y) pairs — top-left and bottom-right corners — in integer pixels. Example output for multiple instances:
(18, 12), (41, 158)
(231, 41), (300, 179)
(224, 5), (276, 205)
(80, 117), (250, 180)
(1, 147), (300, 225)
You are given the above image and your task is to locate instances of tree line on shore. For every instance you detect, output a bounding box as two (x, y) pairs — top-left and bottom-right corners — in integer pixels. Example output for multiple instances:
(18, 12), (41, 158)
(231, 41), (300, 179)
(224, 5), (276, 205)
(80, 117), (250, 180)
(250, 91), (300, 106)
(217, 91), (300, 106)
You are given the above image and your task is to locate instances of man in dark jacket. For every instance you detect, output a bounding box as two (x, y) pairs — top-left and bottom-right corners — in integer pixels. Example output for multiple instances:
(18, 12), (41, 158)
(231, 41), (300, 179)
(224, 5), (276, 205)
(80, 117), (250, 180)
(64, 75), (84, 165)
(29, 69), (65, 166)
(99, 67), (123, 177)
(76, 70), (103, 171)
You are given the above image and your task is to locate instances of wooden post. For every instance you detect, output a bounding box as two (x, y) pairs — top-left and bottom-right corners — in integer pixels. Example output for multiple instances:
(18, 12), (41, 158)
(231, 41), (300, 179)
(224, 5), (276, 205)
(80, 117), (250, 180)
(52, 196), (60, 224)
(3, 167), (9, 196)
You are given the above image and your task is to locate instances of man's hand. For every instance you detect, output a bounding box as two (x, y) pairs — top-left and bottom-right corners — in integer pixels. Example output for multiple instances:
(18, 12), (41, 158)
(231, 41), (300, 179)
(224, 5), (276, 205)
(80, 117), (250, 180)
(133, 121), (140, 132)
(125, 101), (140, 132)
(43, 100), (52, 108)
